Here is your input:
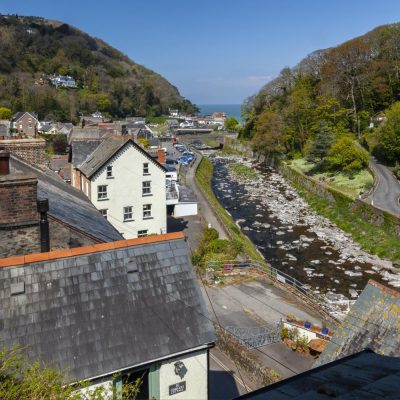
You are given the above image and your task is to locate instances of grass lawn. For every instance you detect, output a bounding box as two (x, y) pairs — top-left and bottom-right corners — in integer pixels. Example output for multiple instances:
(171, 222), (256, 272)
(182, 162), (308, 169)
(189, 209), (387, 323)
(290, 158), (373, 198)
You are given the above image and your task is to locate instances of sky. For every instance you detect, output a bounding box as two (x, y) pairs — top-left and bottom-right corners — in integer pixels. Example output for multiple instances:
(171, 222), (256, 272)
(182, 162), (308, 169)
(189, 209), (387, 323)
(2, 0), (400, 105)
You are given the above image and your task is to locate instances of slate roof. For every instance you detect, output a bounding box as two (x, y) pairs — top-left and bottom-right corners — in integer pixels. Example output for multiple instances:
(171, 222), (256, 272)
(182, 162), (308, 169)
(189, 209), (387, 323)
(78, 136), (167, 178)
(0, 233), (215, 382)
(315, 280), (400, 367)
(69, 139), (103, 167)
(236, 350), (400, 399)
(10, 155), (122, 243)
(12, 111), (38, 122)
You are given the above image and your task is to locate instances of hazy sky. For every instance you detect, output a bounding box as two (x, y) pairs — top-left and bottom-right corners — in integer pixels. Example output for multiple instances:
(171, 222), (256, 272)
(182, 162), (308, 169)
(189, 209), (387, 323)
(2, 0), (400, 104)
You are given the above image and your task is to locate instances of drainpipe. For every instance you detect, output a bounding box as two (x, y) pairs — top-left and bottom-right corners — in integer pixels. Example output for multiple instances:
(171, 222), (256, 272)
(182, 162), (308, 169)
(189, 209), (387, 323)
(37, 199), (50, 252)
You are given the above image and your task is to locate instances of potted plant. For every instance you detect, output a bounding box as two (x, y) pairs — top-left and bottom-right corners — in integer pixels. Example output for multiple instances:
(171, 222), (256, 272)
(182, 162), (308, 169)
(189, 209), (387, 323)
(304, 321), (312, 329)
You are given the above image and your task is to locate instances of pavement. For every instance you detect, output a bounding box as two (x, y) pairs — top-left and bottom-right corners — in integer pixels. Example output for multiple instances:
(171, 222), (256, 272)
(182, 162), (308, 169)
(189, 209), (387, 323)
(366, 159), (400, 217)
(203, 280), (321, 379)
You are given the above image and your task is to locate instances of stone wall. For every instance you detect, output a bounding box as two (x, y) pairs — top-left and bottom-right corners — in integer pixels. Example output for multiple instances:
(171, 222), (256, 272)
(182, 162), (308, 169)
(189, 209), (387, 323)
(0, 139), (47, 166)
(215, 325), (280, 386)
(49, 217), (98, 249)
(279, 163), (400, 236)
(0, 226), (40, 257)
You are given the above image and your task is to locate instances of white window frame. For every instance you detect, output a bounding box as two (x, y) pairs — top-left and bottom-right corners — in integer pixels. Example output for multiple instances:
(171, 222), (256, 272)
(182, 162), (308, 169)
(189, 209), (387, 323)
(106, 165), (113, 178)
(143, 163), (149, 175)
(142, 181), (152, 196)
(97, 185), (108, 200)
(143, 204), (152, 219)
(99, 209), (108, 219)
(138, 230), (148, 238)
(123, 206), (133, 221)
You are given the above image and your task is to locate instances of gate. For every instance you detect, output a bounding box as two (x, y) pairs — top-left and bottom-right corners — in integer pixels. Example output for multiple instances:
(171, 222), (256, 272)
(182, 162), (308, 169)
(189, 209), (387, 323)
(225, 320), (283, 349)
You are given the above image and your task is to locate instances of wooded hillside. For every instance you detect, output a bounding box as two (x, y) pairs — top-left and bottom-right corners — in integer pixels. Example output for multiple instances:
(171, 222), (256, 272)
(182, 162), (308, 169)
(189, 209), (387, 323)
(241, 23), (400, 166)
(0, 15), (196, 121)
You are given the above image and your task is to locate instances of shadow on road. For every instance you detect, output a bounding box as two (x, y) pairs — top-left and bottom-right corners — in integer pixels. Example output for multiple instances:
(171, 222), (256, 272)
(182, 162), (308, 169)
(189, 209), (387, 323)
(209, 370), (240, 400)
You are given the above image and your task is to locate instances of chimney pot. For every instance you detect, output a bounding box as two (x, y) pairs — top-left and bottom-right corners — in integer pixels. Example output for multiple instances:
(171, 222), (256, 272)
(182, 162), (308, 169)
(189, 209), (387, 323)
(0, 150), (10, 175)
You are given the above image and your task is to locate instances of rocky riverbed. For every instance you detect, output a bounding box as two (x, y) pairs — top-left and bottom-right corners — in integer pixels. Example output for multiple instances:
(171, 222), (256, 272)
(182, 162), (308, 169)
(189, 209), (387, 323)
(210, 154), (400, 298)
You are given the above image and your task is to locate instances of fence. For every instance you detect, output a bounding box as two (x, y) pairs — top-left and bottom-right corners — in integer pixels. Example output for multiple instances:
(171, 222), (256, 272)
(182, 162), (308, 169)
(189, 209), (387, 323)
(207, 259), (348, 324)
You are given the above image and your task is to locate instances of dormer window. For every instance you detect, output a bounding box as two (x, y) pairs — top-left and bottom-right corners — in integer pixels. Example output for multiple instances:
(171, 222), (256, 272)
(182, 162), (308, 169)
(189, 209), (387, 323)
(106, 165), (113, 178)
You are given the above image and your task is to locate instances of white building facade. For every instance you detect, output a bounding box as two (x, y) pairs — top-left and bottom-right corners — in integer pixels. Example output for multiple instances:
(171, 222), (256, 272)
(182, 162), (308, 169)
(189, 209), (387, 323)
(75, 139), (167, 239)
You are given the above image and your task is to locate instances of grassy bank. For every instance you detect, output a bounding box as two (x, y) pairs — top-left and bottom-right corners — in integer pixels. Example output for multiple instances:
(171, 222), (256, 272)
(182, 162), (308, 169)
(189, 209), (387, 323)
(290, 158), (373, 198)
(288, 176), (400, 261)
(195, 157), (266, 264)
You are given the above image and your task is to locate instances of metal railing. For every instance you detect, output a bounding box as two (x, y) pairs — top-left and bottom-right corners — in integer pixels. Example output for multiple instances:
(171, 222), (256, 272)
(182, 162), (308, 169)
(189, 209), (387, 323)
(207, 259), (345, 324)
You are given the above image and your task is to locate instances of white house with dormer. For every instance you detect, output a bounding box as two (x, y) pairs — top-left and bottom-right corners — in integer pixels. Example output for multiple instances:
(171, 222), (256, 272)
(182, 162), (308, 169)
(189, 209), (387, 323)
(71, 135), (167, 239)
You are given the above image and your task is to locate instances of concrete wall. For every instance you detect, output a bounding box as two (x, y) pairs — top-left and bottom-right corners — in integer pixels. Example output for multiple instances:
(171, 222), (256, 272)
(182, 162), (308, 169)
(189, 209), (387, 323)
(89, 142), (167, 239)
(174, 203), (198, 217)
(159, 349), (208, 400)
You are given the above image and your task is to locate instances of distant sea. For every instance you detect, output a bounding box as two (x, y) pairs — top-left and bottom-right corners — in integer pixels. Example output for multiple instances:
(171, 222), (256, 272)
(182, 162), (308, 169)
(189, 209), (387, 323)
(197, 104), (242, 122)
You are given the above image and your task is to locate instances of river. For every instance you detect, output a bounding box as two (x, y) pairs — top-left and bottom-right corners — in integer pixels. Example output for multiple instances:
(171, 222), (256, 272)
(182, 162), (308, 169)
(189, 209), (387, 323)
(210, 154), (400, 299)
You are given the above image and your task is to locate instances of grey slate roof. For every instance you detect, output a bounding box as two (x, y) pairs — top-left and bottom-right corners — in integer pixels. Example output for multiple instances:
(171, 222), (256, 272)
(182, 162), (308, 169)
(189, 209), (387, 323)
(236, 350), (400, 399)
(12, 111), (38, 122)
(315, 280), (400, 367)
(10, 155), (122, 243)
(78, 136), (167, 178)
(70, 139), (103, 167)
(0, 237), (215, 381)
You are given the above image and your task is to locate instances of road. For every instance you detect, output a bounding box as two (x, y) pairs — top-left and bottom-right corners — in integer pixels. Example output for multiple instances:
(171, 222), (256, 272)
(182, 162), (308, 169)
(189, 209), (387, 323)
(366, 159), (400, 217)
(210, 347), (254, 399)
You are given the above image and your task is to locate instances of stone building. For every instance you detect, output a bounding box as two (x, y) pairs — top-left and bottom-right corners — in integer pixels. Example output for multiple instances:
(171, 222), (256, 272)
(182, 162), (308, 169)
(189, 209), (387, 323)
(10, 112), (39, 137)
(0, 150), (122, 258)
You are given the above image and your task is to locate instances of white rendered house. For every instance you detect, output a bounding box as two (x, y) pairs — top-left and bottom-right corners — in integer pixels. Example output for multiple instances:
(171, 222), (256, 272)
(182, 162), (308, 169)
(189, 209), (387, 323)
(72, 136), (167, 239)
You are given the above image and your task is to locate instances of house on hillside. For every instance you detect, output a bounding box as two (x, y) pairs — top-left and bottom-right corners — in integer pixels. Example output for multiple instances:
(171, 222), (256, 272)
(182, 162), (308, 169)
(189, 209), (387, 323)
(39, 122), (74, 135)
(10, 111), (38, 137)
(49, 74), (77, 88)
(71, 135), (167, 239)
(0, 232), (215, 398)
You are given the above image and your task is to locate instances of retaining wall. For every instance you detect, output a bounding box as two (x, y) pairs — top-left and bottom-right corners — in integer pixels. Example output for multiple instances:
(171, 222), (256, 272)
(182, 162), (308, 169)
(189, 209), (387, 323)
(224, 138), (400, 237)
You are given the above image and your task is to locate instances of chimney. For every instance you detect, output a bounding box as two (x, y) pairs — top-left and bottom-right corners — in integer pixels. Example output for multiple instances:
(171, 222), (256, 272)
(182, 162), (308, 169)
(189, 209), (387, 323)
(0, 149), (10, 175)
(37, 199), (50, 252)
(157, 148), (166, 165)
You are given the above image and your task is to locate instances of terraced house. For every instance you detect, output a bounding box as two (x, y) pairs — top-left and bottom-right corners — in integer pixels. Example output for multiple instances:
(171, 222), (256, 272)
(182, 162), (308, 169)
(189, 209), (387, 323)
(71, 135), (168, 239)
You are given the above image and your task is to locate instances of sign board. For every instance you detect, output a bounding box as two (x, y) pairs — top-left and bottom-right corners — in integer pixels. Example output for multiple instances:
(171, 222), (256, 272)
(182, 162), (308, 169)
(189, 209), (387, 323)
(169, 381), (186, 396)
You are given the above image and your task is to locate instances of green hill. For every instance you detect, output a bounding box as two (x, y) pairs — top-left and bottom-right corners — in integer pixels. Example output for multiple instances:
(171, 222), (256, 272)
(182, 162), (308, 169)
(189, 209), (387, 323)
(0, 15), (196, 121)
(241, 23), (400, 165)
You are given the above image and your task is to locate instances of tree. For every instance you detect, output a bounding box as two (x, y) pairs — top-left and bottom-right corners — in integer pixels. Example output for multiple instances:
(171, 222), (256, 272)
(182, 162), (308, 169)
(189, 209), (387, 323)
(327, 136), (369, 174)
(0, 107), (12, 120)
(224, 117), (239, 131)
(52, 134), (68, 154)
(0, 344), (141, 399)
(374, 102), (400, 164)
(307, 124), (333, 162)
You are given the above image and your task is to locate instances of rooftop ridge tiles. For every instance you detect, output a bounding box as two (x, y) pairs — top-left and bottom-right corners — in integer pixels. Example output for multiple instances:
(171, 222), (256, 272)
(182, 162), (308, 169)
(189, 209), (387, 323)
(368, 279), (400, 297)
(0, 232), (185, 268)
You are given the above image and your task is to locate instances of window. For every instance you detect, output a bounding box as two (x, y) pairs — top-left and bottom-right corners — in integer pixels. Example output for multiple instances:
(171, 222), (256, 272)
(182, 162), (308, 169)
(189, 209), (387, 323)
(142, 181), (151, 195)
(97, 185), (108, 200)
(99, 209), (108, 219)
(123, 206), (133, 221)
(106, 165), (113, 178)
(138, 230), (148, 238)
(143, 163), (149, 175)
(143, 204), (152, 219)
